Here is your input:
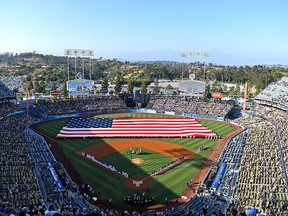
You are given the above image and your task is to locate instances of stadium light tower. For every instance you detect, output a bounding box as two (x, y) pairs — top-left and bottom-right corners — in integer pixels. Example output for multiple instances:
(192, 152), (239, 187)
(65, 49), (94, 80)
(180, 51), (210, 81)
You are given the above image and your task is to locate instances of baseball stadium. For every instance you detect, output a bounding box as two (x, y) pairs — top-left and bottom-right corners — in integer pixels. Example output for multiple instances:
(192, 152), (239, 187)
(1, 71), (288, 216)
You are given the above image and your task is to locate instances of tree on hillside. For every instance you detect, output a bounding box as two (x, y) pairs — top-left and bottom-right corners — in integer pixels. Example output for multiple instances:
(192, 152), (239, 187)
(51, 82), (57, 91)
(229, 86), (236, 97)
(114, 76), (122, 95)
(1, 52), (288, 94)
(153, 78), (159, 94)
(27, 80), (34, 91)
(140, 80), (147, 94)
(19, 92), (24, 100)
(101, 78), (109, 90)
(204, 84), (212, 99)
(60, 81), (68, 97)
(127, 80), (134, 94)
(235, 83), (240, 95)
(33, 81), (42, 93)
(166, 84), (173, 89)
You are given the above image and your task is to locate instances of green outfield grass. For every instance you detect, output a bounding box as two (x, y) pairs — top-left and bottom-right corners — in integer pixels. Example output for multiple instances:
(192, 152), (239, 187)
(36, 113), (235, 206)
(197, 119), (235, 137)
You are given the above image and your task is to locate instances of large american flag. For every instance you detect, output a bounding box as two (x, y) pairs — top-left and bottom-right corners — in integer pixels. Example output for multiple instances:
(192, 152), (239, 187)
(55, 118), (218, 138)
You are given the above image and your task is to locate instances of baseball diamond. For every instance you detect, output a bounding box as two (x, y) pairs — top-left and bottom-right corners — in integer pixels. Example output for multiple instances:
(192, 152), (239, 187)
(33, 112), (238, 211)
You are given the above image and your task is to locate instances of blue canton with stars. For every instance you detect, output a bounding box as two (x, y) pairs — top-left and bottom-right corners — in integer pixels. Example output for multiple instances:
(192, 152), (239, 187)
(66, 118), (113, 128)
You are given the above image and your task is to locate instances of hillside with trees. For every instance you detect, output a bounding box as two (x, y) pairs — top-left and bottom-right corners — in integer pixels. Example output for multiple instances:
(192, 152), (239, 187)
(0, 52), (287, 97)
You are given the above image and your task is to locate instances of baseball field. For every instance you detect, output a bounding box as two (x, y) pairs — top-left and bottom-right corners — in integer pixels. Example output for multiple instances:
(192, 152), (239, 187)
(34, 113), (236, 209)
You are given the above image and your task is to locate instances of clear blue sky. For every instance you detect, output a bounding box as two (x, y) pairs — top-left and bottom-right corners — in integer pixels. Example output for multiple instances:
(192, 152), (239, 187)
(1, 0), (288, 65)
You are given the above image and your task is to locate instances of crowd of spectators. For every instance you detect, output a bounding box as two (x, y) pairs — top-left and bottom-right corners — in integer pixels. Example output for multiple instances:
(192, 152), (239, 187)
(24, 128), (80, 205)
(253, 105), (288, 193)
(38, 96), (127, 116)
(232, 112), (288, 214)
(149, 96), (233, 118)
(199, 130), (247, 199)
(216, 131), (247, 198)
(0, 113), (43, 209)
(0, 100), (18, 118)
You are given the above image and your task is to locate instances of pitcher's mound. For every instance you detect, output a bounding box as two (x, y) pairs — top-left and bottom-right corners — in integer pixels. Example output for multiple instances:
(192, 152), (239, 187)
(131, 158), (144, 164)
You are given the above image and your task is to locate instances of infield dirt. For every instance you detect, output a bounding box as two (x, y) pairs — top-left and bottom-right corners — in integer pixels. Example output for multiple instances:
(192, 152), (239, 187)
(82, 138), (196, 161)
